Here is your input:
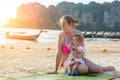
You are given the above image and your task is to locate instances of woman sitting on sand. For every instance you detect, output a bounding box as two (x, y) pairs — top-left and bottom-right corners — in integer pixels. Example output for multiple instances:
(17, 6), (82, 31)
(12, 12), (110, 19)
(47, 15), (115, 75)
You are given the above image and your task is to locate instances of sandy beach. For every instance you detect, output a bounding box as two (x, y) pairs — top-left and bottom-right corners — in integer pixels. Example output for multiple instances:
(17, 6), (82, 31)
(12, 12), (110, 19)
(0, 41), (120, 75)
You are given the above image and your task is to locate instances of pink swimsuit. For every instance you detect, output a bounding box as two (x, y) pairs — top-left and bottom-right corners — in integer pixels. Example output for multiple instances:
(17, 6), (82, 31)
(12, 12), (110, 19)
(61, 44), (70, 54)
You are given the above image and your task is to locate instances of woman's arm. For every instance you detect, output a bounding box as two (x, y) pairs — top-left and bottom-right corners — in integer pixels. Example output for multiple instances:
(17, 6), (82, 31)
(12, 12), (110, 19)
(68, 41), (73, 50)
(47, 33), (64, 74)
(54, 36), (63, 72)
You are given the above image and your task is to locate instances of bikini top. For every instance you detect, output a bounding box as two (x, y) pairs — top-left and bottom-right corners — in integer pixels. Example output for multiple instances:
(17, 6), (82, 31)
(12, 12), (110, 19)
(61, 44), (70, 54)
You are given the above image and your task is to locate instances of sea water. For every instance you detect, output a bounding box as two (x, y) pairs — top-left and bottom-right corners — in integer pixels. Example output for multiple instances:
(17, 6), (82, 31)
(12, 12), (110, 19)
(0, 27), (119, 44)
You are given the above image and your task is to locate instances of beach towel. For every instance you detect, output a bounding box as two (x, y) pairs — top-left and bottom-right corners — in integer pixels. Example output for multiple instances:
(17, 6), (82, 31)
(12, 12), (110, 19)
(0, 69), (117, 80)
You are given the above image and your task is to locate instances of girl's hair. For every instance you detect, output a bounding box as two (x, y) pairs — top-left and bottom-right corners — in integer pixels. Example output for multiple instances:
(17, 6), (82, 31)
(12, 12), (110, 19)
(60, 15), (79, 26)
(74, 35), (83, 42)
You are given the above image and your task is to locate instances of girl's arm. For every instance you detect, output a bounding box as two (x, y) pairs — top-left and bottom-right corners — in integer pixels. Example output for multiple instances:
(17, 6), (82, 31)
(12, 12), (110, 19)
(72, 46), (85, 58)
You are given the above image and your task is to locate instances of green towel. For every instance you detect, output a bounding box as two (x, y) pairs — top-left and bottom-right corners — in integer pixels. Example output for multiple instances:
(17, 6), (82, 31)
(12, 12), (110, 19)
(0, 70), (115, 80)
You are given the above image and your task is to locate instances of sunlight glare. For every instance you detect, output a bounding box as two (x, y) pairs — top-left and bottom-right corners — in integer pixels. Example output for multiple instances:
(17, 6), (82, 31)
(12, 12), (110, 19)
(0, 2), (17, 25)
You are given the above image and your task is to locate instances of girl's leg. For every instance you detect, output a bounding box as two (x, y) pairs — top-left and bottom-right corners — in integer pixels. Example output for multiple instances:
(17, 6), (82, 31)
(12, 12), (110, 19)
(72, 62), (79, 73)
(77, 63), (88, 74)
(66, 64), (72, 75)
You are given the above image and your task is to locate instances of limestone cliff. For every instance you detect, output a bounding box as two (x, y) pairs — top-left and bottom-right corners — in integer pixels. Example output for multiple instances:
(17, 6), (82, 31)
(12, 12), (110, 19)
(5, 1), (120, 31)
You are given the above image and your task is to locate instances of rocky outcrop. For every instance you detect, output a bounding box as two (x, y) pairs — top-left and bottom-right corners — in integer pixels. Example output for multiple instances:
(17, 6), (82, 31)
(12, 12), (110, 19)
(5, 1), (120, 31)
(16, 2), (47, 28)
(104, 1), (120, 29)
(5, 2), (47, 29)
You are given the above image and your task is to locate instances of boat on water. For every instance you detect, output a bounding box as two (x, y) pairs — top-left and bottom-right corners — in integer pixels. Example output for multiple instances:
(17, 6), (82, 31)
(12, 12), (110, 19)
(5, 29), (42, 41)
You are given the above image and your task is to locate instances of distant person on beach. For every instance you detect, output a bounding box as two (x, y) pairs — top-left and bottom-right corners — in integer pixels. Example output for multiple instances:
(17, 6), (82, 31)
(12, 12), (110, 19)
(64, 35), (86, 76)
(47, 15), (115, 75)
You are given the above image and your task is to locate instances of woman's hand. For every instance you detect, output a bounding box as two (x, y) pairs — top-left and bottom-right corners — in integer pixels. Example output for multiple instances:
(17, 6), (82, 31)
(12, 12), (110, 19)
(46, 70), (57, 74)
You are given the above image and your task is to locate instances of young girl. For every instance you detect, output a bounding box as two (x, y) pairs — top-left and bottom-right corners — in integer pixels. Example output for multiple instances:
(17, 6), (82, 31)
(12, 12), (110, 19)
(64, 35), (86, 76)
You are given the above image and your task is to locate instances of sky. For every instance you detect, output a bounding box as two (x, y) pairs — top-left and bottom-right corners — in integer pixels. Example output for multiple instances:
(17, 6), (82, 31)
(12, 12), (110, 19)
(0, 0), (116, 25)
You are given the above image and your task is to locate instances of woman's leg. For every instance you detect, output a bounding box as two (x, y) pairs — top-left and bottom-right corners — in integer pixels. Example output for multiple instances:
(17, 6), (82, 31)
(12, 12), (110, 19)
(102, 66), (115, 71)
(83, 57), (103, 73)
(77, 63), (88, 74)
(83, 58), (115, 74)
